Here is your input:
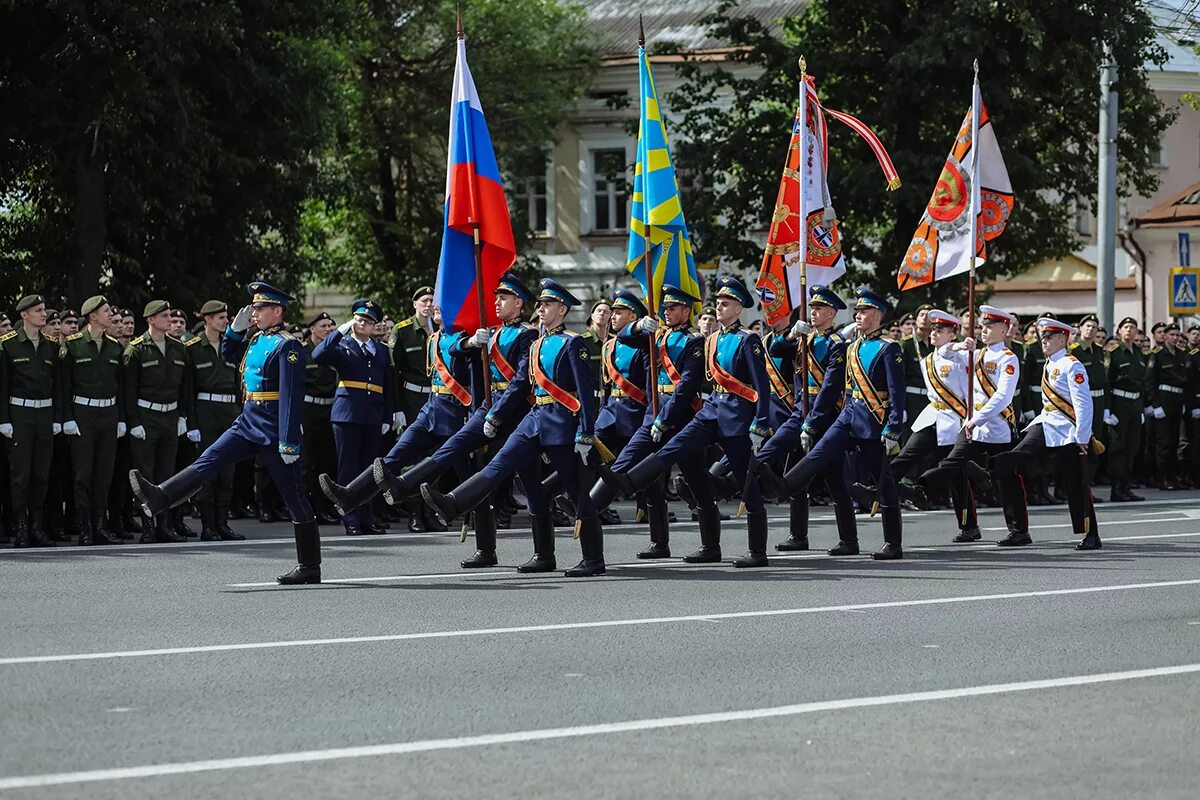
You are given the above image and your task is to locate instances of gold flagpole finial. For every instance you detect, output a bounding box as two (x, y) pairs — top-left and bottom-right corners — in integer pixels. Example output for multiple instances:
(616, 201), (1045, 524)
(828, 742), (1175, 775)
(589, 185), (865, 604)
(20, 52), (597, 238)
(973, 58), (979, 79)
(799, 56), (806, 79)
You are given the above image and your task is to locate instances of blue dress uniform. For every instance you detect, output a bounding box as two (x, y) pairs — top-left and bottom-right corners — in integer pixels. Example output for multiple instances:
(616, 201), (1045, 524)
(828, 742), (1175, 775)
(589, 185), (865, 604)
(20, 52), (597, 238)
(776, 287), (906, 560)
(421, 279), (606, 578)
(129, 282), (322, 585)
(311, 299), (393, 535)
(600, 276), (773, 566)
(753, 285), (848, 552)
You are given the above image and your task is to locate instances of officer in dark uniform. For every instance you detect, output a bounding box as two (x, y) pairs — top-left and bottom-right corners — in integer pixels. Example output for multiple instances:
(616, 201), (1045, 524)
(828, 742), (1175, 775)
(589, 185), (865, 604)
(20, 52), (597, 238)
(753, 285), (847, 551)
(1105, 316), (1146, 501)
(420, 278), (605, 577)
(184, 300), (245, 540)
(40, 308), (75, 542)
(131, 282), (321, 584)
(124, 300), (192, 542)
(0, 295), (59, 547)
(1071, 314), (1108, 487)
(312, 299), (394, 536)
(58, 295), (125, 545)
(302, 312), (339, 524)
(771, 288), (906, 560)
(1146, 323), (1189, 489)
(599, 276), (772, 567)
(389, 286), (437, 529)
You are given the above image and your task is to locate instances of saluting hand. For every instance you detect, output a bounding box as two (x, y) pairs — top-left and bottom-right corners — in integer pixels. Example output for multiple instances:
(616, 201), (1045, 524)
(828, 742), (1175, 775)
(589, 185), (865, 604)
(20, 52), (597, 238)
(230, 305), (253, 333)
(337, 320), (355, 336)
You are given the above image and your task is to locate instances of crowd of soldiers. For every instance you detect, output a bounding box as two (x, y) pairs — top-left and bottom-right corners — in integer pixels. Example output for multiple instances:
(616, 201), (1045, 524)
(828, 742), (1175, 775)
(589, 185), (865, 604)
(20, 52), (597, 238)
(0, 276), (1191, 584)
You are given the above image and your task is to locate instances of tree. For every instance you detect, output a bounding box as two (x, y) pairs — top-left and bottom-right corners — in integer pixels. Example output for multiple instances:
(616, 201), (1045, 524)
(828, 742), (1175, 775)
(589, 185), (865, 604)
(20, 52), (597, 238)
(666, 0), (1173, 310)
(0, 0), (355, 313)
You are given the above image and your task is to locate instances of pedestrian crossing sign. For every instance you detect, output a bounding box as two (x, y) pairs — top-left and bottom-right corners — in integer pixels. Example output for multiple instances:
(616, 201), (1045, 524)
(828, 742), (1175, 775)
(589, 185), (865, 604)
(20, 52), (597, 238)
(1169, 267), (1200, 316)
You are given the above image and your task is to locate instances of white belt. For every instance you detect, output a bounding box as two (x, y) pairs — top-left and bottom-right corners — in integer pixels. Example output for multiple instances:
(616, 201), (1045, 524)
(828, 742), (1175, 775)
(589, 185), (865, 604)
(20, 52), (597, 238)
(73, 395), (116, 408)
(304, 395), (334, 406)
(1031, 386), (1043, 394)
(594, 390), (605, 398)
(1158, 384), (1184, 394)
(1089, 389), (1105, 398)
(137, 399), (178, 412)
(402, 381), (432, 394)
(1113, 389), (1140, 400)
(197, 392), (237, 403)
(9, 397), (52, 409)
(906, 387), (926, 395)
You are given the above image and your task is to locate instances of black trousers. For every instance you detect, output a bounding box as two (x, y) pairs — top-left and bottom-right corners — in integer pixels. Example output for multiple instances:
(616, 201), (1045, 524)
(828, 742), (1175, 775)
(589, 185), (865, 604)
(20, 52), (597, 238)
(890, 426), (976, 530)
(922, 430), (1029, 535)
(992, 424), (1096, 536)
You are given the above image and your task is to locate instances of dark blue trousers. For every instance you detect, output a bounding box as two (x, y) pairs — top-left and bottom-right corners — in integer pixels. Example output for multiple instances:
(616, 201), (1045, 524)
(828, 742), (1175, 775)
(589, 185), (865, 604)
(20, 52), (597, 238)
(786, 419), (895, 507)
(478, 427), (594, 519)
(333, 422), (383, 526)
(653, 418), (764, 514)
(192, 430), (313, 523)
(612, 423), (716, 509)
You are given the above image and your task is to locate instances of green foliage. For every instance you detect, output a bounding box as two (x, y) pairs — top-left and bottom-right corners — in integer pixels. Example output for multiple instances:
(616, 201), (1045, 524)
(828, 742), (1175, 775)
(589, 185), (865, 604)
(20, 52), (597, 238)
(667, 0), (1173, 311)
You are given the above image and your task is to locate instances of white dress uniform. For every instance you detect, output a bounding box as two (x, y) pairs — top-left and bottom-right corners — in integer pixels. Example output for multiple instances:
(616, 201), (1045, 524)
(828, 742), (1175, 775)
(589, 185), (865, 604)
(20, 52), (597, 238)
(970, 342), (1020, 444)
(911, 343), (969, 446)
(1030, 347), (1094, 448)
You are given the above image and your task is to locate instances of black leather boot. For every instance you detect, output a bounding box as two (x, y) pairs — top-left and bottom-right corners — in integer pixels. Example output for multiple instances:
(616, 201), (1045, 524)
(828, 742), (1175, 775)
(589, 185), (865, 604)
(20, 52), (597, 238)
(77, 514), (94, 546)
(199, 504), (220, 541)
(565, 516), (605, 577)
(13, 516), (32, 548)
(872, 505), (903, 560)
(461, 503), (499, 568)
(129, 466), (205, 517)
(708, 460), (737, 501)
(216, 505), (244, 540)
(776, 497), (809, 551)
(517, 513), (556, 573)
(827, 502), (859, 555)
(683, 505), (722, 563)
(733, 511), (769, 568)
(996, 528), (1032, 547)
(637, 502), (671, 558)
(1075, 531), (1102, 551)
(320, 465), (381, 518)
(374, 456), (440, 506)
(171, 508), (196, 538)
(953, 526), (982, 543)
(278, 519), (321, 584)
(420, 470), (493, 527)
(152, 514), (186, 543)
(588, 476), (616, 515)
(599, 454), (666, 500)
(91, 510), (119, 545)
(29, 512), (54, 547)
(753, 460), (791, 504)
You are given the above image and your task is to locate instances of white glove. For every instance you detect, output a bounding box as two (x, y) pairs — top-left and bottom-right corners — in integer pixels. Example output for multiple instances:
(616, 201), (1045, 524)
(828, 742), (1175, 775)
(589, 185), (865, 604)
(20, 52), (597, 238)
(883, 435), (901, 456)
(636, 316), (660, 334)
(393, 411), (406, 430)
(52, 422), (62, 435)
(1192, 408), (1200, 420)
(800, 431), (812, 452)
(0, 423), (12, 439)
(62, 420), (81, 436)
(381, 423), (391, 435)
(1103, 411), (1118, 427)
(117, 422), (127, 438)
(957, 337), (977, 352)
(471, 328), (491, 347)
(177, 417), (188, 436)
(651, 419), (666, 443)
(129, 425), (146, 440)
(483, 418), (498, 438)
(187, 429), (201, 443)
(281, 453), (300, 465)
(574, 440), (593, 461)
(749, 430), (766, 451)
(1021, 410), (1035, 422)
(337, 319), (355, 335)
(1153, 406), (1166, 420)
(230, 305), (252, 333)
(1143, 405), (1154, 417)
(789, 320), (812, 340)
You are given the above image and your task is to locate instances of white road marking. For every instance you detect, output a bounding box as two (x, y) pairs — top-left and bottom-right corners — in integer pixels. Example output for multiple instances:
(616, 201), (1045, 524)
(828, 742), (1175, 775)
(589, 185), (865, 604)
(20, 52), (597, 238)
(1, 662), (1197, 790)
(4, 578), (1200, 667)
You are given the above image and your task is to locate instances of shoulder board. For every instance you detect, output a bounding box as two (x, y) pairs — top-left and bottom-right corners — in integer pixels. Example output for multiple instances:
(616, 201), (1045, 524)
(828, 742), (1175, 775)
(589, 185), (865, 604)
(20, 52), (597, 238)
(105, 334), (121, 344)
(561, 329), (579, 337)
(830, 332), (844, 343)
(1001, 348), (1015, 357)
(520, 322), (536, 329)
(395, 319), (413, 330)
(66, 331), (84, 341)
(1190, 348), (1199, 356)
(0, 331), (16, 343)
(1069, 342), (1081, 350)
(186, 337), (204, 347)
(130, 334), (146, 345)
(1151, 345), (1162, 353)
(1065, 354), (1080, 363)
(901, 334), (913, 341)
(1105, 342), (1119, 352)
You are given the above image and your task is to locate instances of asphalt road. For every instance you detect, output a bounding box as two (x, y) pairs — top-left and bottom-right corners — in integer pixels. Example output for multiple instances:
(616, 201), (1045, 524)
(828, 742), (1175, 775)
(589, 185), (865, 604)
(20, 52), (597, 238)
(2, 491), (1199, 798)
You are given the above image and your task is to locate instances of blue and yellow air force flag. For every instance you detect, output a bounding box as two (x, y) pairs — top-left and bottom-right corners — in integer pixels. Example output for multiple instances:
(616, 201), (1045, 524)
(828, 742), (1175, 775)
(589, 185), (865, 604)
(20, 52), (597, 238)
(626, 46), (702, 316)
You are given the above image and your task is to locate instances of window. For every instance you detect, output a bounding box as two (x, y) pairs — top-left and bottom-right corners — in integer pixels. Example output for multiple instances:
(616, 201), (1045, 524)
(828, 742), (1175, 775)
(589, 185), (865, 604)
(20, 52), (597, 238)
(513, 169), (550, 236)
(1075, 195), (1094, 237)
(591, 148), (629, 232)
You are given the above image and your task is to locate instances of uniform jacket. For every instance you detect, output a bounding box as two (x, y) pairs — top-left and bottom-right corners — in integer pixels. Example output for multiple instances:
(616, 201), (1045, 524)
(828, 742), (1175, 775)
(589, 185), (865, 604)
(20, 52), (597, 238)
(838, 328), (905, 440)
(615, 322), (705, 433)
(471, 320), (538, 428)
(911, 343), (969, 446)
(1030, 347), (1093, 447)
(761, 330), (797, 431)
(970, 342), (1020, 444)
(771, 327), (846, 438)
(415, 329), (480, 436)
(58, 328), (123, 423)
(222, 323), (307, 456)
(701, 321), (772, 436)
(1147, 345), (1190, 409)
(184, 334), (240, 420)
(517, 325), (597, 446)
(1105, 343), (1146, 404)
(1070, 341), (1108, 416)
(389, 315), (434, 420)
(122, 333), (190, 428)
(596, 334), (649, 440)
(302, 337), (339, 421)
(0, 327), (59, 424)
(312, 329), (393, 426)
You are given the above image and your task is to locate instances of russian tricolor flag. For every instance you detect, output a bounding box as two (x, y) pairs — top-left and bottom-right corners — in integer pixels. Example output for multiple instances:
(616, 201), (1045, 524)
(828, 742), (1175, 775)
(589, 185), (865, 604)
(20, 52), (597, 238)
(435, 35), (516, 333)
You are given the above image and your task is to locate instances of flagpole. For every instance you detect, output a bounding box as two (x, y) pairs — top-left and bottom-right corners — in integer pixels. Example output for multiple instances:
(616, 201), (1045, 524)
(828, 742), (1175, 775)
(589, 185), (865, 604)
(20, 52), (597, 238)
(966, 59), (981, 419)
(797, 57), (811, 420)
(456, 10), (493, 408)
(639, 17), (660, 417)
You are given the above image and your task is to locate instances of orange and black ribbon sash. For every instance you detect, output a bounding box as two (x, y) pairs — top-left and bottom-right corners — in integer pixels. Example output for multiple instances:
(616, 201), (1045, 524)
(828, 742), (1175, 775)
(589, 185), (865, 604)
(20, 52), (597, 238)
(603, 338), (646, 405)
(657, 329), (703, 411)
(429, 332), (472, 406)
(923, 353), (968, 419)
(530, 338), (581, 413)
(974, 359), (1017, 425)
(705, 333), (759, 403)
(489, 329), (517, 381)
(764, 335), (795, 409)
(805, 333), (826, 388)
(1041, 369), (1076, 422)
(847, 341), (887, 424)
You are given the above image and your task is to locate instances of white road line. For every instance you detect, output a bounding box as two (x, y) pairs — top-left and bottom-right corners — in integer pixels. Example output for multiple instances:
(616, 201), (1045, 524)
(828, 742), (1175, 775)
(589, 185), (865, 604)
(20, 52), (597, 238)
(4, 578), (1200, 667)
(1, 662), (1197, 790)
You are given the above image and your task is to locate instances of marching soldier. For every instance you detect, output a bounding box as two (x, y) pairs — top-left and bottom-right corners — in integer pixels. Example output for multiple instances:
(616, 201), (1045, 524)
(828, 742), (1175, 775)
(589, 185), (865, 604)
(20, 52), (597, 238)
(124, 300), (192, 543)
(1146, 323), (1189, 490)
(312, 299), (394, 536)
(761, 314), (797, 433)
(991, 317), (1100, 550)
(921, 305), (1031, 546)
(768, 288), (906, 560)
(598, 275), (772, 567)
(302, 312), (340, 524)
(390, 286), (437, 530)
(185, 300), (245, 540)
(420, 278), (605, 577)
(130, 281), (322, 584)
(1105, 317), (1147, 502)
(0, 295), (59, 547)
(752, 285), (847, 552)
(58, 295), (126, 545)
